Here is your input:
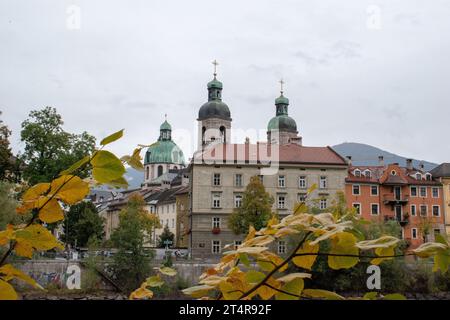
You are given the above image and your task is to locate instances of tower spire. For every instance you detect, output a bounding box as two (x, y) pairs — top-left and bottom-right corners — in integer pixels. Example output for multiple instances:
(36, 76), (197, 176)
(212, 59), (219, 78)
(279, 79), (285, 95)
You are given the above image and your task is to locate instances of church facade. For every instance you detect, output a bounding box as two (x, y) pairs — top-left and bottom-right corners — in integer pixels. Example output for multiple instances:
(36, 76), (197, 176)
(188, 70), (348, 259)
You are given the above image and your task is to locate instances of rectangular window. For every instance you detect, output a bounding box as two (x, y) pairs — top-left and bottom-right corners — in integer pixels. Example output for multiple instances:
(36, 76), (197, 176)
(432, 187), (439, 198)
(171, 218), (174, 228)
(278, 241), (286, 254)
(420, 205), (427, 217)
(213, 173), (221, 186)
(212, 193), (221, 208)
(370, 185), (378, 196)
(234, 240), (242, 250)
(320, 199), (327, 210)
(235, 174), (243, 187)
(420, 186), (427, 197)
(352, 185), (360, 195)
(277, 195), (286, 209)
(212, 217), (221, 228)
(212, 240), (221, 254)
(353, 203), (361, 215)
(319, 176), (327, 189)
(234, 194), (243, 208)
(412, 228), (418, 239)
(432, 205), (440, 217)
(278, 175), (285, 188)
(371, 204), (379, 215)
(410, 186), (417, 197)
(411, 204), (416, 216)
(297, 193), (307, 203)
(299, 176), (307, 188)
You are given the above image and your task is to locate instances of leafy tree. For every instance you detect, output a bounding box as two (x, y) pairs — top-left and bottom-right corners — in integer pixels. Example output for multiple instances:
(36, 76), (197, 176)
(0, 129), (145, 299)
(61, 201), (105, 248)
(228, 176), (274, 234)
(20, 107), (96, 185)
(110, 194), (160, 291)
(0, 112), (15, 181)
(158, 225), (175, 248)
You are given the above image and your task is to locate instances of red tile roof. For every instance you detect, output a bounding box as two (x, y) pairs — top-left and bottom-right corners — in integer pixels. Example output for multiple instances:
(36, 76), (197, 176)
(193, 143), (348, 166)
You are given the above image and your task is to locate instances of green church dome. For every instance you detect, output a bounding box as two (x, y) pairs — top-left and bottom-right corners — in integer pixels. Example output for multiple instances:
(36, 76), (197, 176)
(267, 115), (298, 132)
(144, 140), (185, 165)
(275, 94), (289, 105)
(160, 120), (171, 131)
(207, 78), (223, 89)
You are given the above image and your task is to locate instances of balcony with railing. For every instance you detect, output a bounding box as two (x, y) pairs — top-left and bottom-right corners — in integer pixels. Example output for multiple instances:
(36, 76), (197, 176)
(382, 194), (409, 205)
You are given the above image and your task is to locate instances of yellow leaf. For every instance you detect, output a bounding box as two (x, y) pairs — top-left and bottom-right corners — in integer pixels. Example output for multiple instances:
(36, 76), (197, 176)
(15, 224), (64, 255)
(371, 246), (395, 265)
(302, 289), (345, 300)
(245, 270), (266, 284)
(91, 150), (126, 184)
(22, 183), (50, 201)
(256, 277), (280, 300)
(328, 232), (359, 270)
(100, 129), (124, 146)
(293, 241), (319, 270)
(0, 280), (18, 300)
(37, 198), (64, 223)
(413, 242), (447, 258)
(275, 278), (304, 300)
(129, 286), (153, 300)
(0, 264), (43, 289)
(0, 225), (14, 246)
(219, 281), (242, 300)
(60, 155), (90, 176)
(356, 236), (400, 250)
(146, 275), (164, 287)
(14, 240), (33, 258)
(49, 175), (89, 205)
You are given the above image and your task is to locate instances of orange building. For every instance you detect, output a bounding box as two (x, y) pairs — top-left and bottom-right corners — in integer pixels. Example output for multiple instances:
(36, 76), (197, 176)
(345, 158), (445, 248)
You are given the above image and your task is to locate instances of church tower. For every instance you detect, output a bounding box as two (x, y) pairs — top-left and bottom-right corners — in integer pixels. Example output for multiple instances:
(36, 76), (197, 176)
(144, 117), (186, 186)
(197, 60), (232, 150)
(267, 80), (302, 145)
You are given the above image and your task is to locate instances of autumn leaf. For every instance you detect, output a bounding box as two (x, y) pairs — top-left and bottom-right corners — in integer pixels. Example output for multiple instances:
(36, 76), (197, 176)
(36, 197), (64, 223)
(371, 246), (395, 265)
(14, 224), (64, 258)
(22, 183), (50, 202)
(219, 281), (242, 300)
(0, 264), (43, 289)
(182, 285), (215, 299)
(0, 280), (17, 300)
(328, 232), (359, 270)
(275, 278), (303, 300)
(0, 225), (14, 246)
(91, 150), (126, 184)
(129, 286), (153, 300)
(276, 273), (311, 283)
(293, 241), (319, 270)
(59, 155), (90, 176)
(245, 270), (266, 284)
(49, 175), (89, 205)
(158, 267), (177, 276)
(146, 275), (164, 288)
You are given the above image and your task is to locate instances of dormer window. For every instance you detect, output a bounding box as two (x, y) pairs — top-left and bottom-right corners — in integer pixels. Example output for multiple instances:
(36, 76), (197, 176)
(354, 169), (361, 177)
(364, 170), (371, 178)
(425, 173), (432, 181)
(416, 173), (422, 180)
(391, 170), (397, 176)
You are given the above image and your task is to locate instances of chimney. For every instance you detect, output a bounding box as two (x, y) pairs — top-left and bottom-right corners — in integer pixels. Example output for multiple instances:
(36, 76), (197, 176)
(346, 156), (352, 166)
(419, 162), (424, 171)
(378, 156), (384, 166)
(406, 158), (413, 170)
(245, 137), (250, 144)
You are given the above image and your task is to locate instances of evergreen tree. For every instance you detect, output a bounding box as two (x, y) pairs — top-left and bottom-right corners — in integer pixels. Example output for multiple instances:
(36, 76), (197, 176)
(228, 175), (274, 234)
(158, 225), (175, 248)
(0, 112), (14, 181)
(61, 201), (105, 248)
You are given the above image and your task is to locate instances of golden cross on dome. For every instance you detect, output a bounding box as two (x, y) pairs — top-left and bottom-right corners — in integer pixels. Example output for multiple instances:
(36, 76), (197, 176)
(212, 59), (219, 77)
(279, 79), (285, 94)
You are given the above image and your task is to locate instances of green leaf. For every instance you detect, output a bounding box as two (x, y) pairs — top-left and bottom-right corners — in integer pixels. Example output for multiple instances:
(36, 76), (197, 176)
(100, 129), (124, 146)
(371, 246), (395, 265)
(239, 253), (250, 267)
(433, 249), (450, 273)
(302, 289), (345, 300)
(182, 285), (214, 298)
(91, 150), (126, 184)
(158, 267), (177, 276)
(245, 270), (266, 284)
(146, 275), (164, 287)
(383, 293), (406, 300)
(275, 278), (303, 300)
(60, 155), (90, 176)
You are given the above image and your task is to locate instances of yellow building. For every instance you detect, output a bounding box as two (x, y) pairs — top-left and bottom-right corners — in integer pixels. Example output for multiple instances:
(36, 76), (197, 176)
(431, 163), (450, 235)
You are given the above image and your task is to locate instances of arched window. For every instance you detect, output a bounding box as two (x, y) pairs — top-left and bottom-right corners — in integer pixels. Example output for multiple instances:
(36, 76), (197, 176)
(146, 166), (150, 180)
(416, 173), (422, 180)
(202, 126), (206, 145)
(157, 165), (163, 177)
(354, 169), (361, 177)
(220, 126), (226, 143)
(425, 173), (432, 181)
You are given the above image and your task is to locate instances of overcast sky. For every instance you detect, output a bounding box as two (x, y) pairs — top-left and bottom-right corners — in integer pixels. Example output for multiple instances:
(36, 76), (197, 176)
(1, 0), (449, 164)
